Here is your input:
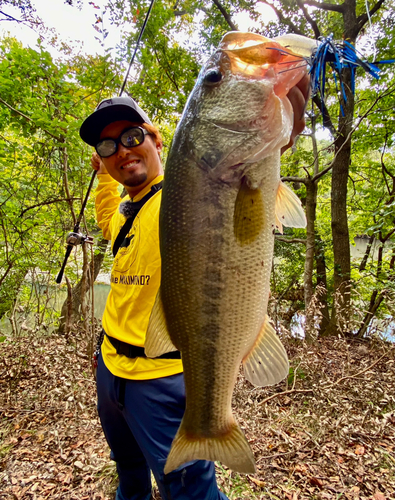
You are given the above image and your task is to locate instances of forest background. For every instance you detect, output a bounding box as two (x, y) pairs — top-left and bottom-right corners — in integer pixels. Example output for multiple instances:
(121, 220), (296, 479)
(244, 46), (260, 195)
(0, 0), (394, 499)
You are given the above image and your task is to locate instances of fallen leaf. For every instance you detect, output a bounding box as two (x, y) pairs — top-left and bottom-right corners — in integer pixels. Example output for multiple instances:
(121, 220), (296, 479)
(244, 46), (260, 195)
(74, 460), (85, 470)
(248, 476), (265, 487)
(354, 445), (365, 455)
(373, 492), (386, 500)
(309, 477), (323, 488)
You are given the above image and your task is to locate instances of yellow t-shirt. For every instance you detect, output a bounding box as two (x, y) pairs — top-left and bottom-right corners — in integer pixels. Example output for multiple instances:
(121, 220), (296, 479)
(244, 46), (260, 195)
(95, 172), (183, 380)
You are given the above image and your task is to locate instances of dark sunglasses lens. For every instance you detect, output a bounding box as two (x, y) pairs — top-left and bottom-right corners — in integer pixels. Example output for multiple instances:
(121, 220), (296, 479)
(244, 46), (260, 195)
(121, 128), (145, 148)
(96, 139), (117, 158)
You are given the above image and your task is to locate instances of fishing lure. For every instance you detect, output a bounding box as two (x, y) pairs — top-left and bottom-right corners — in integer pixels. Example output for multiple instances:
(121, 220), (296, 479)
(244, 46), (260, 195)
(309, 35), (381, 112)
(272, 33), (393, 114)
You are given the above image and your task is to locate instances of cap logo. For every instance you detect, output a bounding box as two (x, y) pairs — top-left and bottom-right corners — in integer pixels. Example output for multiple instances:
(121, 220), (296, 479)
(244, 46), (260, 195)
(97, 99), (112, 109)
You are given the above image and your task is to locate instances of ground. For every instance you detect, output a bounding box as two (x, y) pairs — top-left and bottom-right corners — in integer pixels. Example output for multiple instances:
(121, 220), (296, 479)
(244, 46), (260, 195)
(0, 327), (394, 499)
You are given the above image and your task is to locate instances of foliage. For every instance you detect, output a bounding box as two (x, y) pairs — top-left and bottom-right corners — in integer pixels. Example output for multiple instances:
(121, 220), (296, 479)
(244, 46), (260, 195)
(1, 0), (395, 337)
(0, 36), (117, 321)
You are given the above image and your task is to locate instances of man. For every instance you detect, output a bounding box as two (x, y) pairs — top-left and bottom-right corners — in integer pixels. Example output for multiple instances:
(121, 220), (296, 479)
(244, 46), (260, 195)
(79, 77), (309, 500)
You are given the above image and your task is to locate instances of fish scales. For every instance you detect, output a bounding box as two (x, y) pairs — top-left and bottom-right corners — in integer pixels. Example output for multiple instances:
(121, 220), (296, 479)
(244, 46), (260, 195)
(145, 31), (313, 474)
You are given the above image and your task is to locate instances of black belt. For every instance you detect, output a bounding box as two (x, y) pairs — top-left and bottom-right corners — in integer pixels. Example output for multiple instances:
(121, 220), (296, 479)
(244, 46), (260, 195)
(105, 332), (181, 360)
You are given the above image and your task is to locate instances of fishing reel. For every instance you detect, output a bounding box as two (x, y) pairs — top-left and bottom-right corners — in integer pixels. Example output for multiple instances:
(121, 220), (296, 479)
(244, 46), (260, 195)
(56, 171), (98, 284)
(66, 231), (94, 247)
(56, 227), (95, 284)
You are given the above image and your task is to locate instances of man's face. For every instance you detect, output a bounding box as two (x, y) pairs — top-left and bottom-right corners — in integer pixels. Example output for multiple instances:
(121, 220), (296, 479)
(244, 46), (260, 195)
(99, 120), (163, 197)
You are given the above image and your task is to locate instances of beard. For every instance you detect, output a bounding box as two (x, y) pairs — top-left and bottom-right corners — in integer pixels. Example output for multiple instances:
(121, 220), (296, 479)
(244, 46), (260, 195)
(123, 172), (148, 187)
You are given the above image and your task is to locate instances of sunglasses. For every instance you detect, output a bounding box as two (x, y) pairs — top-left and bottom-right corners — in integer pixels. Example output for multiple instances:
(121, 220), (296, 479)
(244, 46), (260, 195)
(95, 126), (150, 158)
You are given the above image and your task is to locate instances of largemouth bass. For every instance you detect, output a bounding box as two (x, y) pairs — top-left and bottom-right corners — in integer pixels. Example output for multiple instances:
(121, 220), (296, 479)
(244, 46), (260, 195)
(146, 32), (313, 474)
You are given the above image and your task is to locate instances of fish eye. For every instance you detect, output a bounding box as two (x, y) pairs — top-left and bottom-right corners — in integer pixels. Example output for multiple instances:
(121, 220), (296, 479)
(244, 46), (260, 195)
(203, 69), (223, 85)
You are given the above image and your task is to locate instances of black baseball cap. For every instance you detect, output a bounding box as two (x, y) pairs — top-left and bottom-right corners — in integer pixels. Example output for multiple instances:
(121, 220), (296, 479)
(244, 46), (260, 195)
(80, 96), (153, 146)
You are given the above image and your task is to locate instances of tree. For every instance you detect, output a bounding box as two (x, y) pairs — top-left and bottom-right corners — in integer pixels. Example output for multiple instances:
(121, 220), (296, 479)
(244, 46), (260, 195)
(2, 0), (395, 340)
(257, 0), (389, 335)
(0, 36), (118, 329)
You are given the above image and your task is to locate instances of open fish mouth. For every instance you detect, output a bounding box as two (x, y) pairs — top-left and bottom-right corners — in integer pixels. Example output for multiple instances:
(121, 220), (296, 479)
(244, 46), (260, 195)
(217, 31), (313, 98)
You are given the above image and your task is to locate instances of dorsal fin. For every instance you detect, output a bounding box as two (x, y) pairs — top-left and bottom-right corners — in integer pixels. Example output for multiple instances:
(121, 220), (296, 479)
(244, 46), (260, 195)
(275, 181), (306, 234)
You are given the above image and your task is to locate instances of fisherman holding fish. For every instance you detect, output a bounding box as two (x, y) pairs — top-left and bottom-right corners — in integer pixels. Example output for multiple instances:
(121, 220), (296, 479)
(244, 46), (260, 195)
(79, 33), (310, 500)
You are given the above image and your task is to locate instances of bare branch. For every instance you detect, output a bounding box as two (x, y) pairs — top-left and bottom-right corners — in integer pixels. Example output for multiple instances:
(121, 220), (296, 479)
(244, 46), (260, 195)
(275, 237), (307, 244)
(152, 46), (180, 92)
(303, 0), (344, 13)
(257, 0), (304, 35)
(359, 234), (375, 272)
(0, 262), (13, 289)
(312, 84), (395, 183)
(0, 97), (62, 142)
(329, 349), (392, 385)
(295, 0), (321, 38)
(19, 198), (77, 217)
(211, 0), (238, 31)
(357, 0), (385, 34)
(312, 161), (334, 183)
(281, 175), (308, 184)
(259, 389), (314, 406)
(380, 134), (392, 195)
(312, 94), (336, 136)
(0, 10), (23, 22)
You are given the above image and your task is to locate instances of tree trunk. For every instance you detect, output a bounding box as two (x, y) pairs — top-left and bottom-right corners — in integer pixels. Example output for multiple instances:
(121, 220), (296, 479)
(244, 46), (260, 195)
(304, 177), (317, 342)
(357, 235), (394, 338)
(304, 114), (319, 342)
(316, 235), (330, 335)
(58, 237), (108, 334)
(322, 0), (360, 335)
(324, 70), (355, 334)
(357, 290), (385, 338)
(359, 234), (375, 272)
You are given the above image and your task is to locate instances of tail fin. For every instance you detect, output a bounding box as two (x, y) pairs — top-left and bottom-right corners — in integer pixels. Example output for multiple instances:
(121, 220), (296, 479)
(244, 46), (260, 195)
(164, 421), (256, 475)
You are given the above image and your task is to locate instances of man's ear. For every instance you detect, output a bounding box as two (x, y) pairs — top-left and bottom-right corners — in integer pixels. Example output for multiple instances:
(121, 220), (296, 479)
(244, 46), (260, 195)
(156, 142), (163, 154)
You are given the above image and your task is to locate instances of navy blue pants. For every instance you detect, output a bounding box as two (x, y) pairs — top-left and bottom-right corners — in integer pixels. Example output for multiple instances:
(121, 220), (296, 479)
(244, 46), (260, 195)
(96, 354), (229, 500)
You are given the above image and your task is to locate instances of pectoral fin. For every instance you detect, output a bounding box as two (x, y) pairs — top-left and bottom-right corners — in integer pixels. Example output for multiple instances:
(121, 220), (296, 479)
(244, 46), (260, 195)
(275, 181), (306, 234)
(145, 290), (177, 358)
(234, 179), (265, 246)
(243, 315), (289, 387)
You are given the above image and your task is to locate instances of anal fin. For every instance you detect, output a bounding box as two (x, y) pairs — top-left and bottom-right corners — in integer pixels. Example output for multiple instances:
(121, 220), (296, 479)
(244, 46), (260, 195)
(145, 289), (177, 358)
(243, 315), (289, 386)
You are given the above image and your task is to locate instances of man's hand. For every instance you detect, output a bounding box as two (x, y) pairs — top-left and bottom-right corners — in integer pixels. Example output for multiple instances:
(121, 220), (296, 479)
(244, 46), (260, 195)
(91, 152), (108, 174)
(281, 74), (311, 155)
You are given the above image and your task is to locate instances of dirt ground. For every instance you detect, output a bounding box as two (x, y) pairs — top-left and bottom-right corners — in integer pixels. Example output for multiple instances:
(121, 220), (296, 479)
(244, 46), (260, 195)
(0, 327), (394, 499)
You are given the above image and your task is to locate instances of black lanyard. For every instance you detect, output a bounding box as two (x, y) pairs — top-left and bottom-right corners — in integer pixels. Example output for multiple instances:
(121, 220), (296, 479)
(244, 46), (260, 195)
(112, 181), (163, 257)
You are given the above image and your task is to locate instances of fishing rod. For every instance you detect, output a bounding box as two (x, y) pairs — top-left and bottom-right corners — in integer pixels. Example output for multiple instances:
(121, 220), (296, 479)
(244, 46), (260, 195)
(56, 0), (156, 284)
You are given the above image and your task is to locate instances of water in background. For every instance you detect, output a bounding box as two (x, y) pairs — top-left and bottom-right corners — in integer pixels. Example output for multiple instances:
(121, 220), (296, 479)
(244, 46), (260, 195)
(0, 283), (110, 335)
(1, 238), (393, 338)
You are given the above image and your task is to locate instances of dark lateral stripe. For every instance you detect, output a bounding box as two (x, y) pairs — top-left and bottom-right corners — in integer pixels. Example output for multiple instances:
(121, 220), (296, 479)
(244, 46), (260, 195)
(200, 321), (220, 432)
